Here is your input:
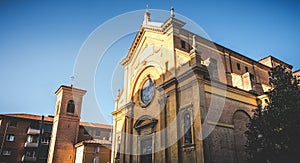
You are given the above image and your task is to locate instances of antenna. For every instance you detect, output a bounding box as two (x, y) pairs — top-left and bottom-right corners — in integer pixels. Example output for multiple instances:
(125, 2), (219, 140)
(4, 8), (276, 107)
(71, 76), (75, 87)
(258, 53), (263, 61)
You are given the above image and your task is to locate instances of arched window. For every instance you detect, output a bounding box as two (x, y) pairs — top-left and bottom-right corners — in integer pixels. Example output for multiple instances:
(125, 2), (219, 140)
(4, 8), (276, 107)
(184, 112), (192, 144)
(116, 136), (121, 159)
(66, 100), (75, 113)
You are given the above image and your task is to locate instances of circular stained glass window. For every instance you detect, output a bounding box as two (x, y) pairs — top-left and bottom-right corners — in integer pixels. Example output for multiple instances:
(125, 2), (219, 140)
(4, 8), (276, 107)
(141, 78), (155, 105)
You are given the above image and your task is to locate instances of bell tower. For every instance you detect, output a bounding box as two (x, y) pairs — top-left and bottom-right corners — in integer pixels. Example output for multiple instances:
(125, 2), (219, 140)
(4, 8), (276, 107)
(47, 85), (86, 163)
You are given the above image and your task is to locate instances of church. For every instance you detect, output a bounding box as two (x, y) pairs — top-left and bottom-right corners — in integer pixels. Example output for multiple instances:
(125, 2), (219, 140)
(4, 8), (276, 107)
(111, 8), (297, 163)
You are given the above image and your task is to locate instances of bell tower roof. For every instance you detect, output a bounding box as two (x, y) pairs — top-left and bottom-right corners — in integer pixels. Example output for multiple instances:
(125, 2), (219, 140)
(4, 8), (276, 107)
(55, 85), (86, 96)
(170, 7), (175, 17)
(143, 4), (151, 25)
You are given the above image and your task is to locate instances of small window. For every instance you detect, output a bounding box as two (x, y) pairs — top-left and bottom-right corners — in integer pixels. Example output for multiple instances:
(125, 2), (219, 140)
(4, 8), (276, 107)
(84, 129), (89, 135)
(94, 146), (100, 153)
(25, 151), (36, 157)
(7, 134), (14, 142)
(44, 124), (52, 133)
(95, 130), (100, 137)
(183, 112), (192, 144)
(9, 121), (17, 127)
(67, 100), (75, 113)
(237, 63), (241, 70)
(2, 150), (11, 156)
(41, 138), (49, 145)
(245, 66), (249, 72)
(116, 136), (121, 159)
(181, 40), (186, 49)
(93, 156), (99, 163)
(250, 73), (255, 81)
(0, 120), (2, 126)
(27, 135), (33, 143)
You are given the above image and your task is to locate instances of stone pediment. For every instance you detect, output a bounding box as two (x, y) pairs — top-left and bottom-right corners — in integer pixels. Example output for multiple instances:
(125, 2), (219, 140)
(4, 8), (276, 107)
(121, 17), (186, 66)
(134, 115), (158, 130)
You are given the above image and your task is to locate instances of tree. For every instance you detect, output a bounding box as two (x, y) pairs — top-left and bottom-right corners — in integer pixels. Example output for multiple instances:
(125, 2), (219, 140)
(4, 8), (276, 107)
(246, 65), (300, 163)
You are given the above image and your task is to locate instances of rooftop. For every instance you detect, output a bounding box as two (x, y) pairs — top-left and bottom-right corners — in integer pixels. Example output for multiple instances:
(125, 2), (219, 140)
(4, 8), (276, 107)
(0, 113), (112, 129)
(75, 139), (112, 147)
(293, 69), (300, 73)
(1, 113), (53, 122)
(79, 121), (112, 129)
(259, 55), (293, 69)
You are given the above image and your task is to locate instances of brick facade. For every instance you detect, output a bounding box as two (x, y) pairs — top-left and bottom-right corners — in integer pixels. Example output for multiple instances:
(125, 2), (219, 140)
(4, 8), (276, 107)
(0, 86), (112, 163)
(111, 10), (296, 163)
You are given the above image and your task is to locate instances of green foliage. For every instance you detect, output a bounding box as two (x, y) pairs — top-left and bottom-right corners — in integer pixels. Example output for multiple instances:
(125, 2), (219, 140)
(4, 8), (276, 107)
(246, 65), (300, 163)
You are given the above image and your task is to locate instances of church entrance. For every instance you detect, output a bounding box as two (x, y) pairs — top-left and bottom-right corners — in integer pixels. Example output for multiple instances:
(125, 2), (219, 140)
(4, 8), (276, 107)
(134, 115), (158, 163)
(140, 136), (152, 163)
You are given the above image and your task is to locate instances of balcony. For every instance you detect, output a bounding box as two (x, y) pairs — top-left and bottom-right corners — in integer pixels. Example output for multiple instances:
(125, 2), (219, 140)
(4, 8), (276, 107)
(24, 142), (38, 148)
(21, 155), (37, 161)
(27, 128), (40, 135)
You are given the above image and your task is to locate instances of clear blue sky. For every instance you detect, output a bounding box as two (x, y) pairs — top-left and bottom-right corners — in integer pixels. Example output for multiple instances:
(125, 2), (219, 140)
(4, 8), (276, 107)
(0, 0), (299, 124)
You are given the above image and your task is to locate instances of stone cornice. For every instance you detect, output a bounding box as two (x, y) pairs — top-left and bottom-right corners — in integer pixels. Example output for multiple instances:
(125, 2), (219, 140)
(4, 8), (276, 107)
(111, 101), (134, 116)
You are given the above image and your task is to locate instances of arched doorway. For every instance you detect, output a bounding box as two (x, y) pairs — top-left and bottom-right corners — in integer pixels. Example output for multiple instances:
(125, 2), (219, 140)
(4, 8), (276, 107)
(134, 115), (158, 163)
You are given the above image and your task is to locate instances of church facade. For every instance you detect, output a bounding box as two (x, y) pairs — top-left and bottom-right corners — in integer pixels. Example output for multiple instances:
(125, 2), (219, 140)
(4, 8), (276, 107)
(111, 8), (296, 163)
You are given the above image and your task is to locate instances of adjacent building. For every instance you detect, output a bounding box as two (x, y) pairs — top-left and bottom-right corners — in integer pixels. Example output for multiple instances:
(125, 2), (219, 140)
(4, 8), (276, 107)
(0, 114), (53, 163)
(75, 139), (112, 163)
(294, 69), (300, 81)
(0, 86), (112, 163)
